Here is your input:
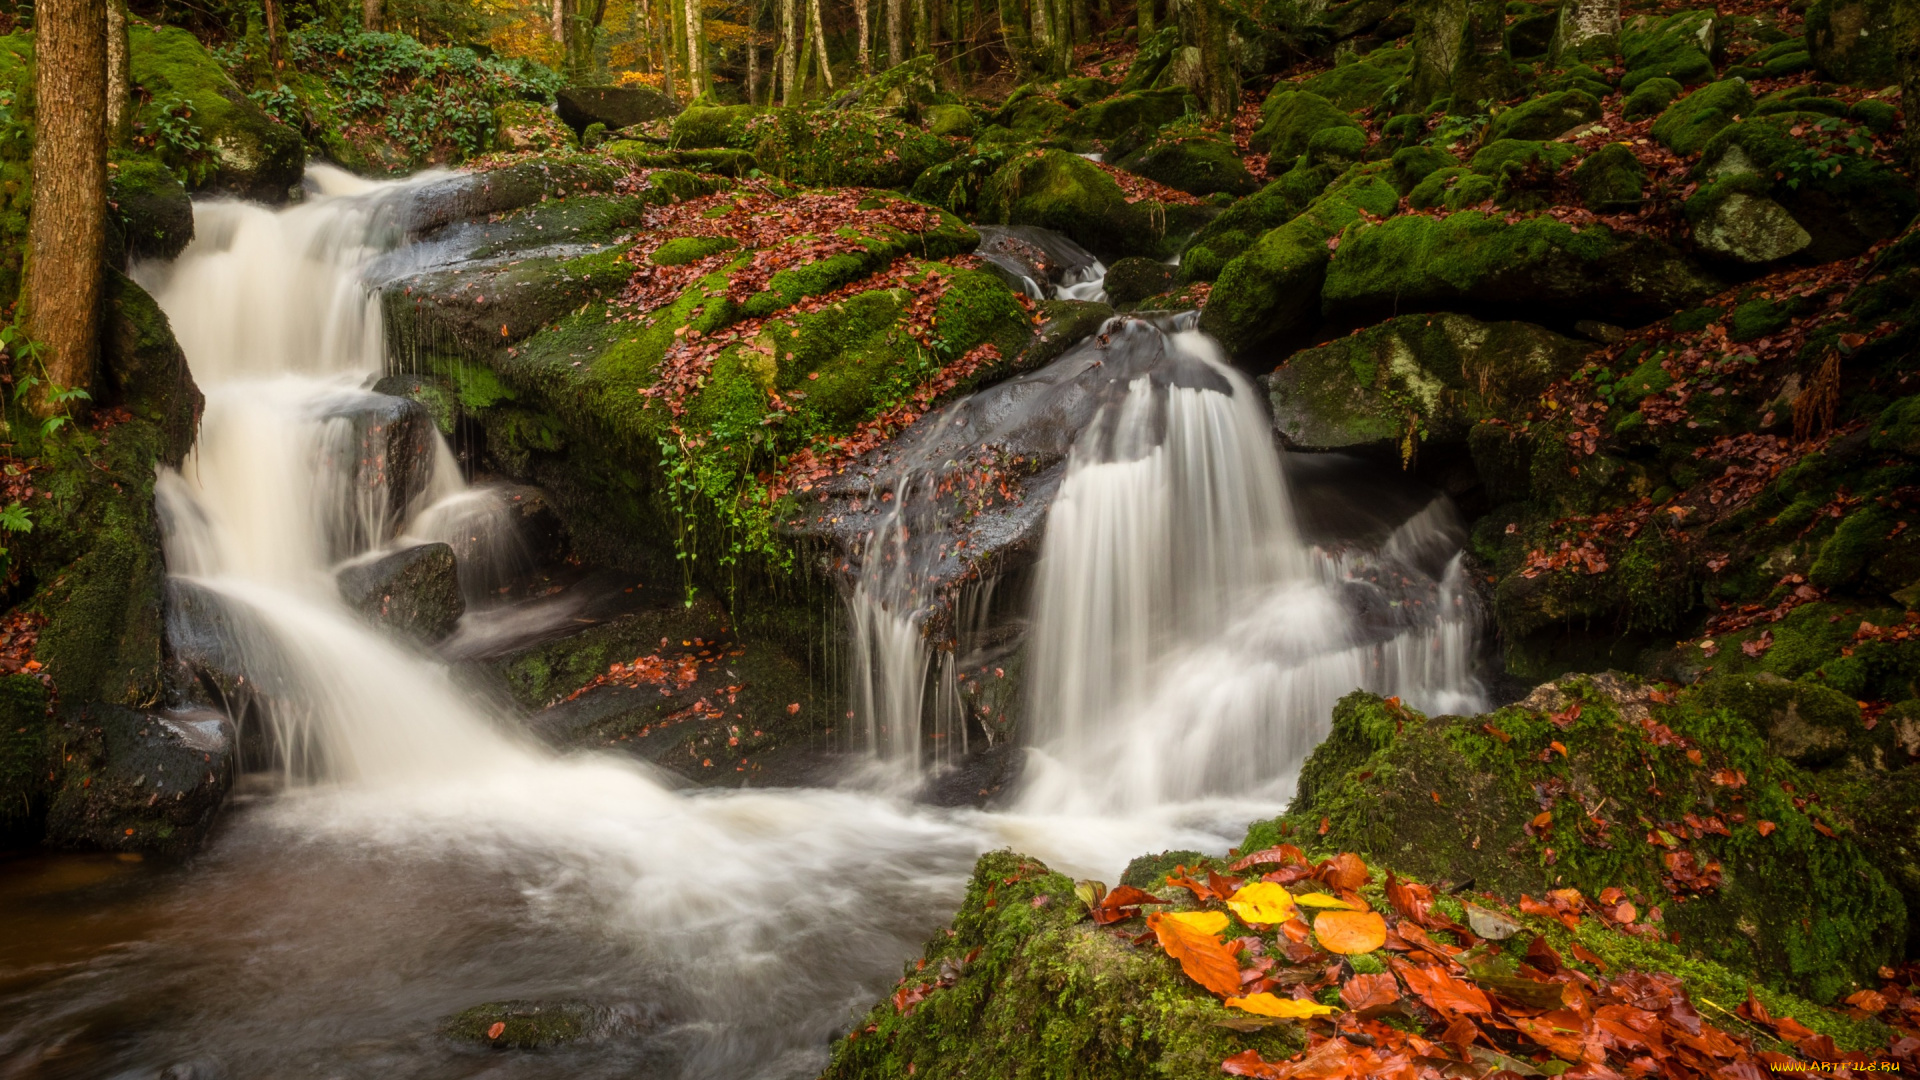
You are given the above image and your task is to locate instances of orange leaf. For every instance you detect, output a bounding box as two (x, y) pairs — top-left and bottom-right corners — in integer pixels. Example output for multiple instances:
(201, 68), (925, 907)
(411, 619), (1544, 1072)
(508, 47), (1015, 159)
(1531, 810), (1553, 828)
(1757, 820), (1777, 836)
(1392, 957), (1492, 1018)
(1313, 910), (1387, 955)
(1147, 911), (1244, 996)
(1318, 852), (1371, 891)
(1549, 740), (1568, 757)
(1340, 972), (1401, 1013)
(487, 1021), (506, 1040)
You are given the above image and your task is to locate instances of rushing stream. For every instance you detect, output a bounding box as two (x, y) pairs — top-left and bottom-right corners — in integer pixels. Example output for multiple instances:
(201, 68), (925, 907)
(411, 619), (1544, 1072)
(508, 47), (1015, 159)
(3, 168), (1482, 1078)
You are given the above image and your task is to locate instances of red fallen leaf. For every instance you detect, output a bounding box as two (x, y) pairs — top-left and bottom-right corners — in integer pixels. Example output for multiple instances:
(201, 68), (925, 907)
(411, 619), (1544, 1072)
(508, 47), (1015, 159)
(1712, 768), (1748, 788)
(1397, 921), (1467, 960)
(1232, 844), (1309, 871)
(1278, 917), (1312, 944)
(1599, 886), (1624, 905)
(1570, 942), (1608, 971)
(1524, 935), (1564, 974)
(1482, 722), (1512, 743)
(1813, 820), (1836, 838)
(1317, 852), (1370, 891)
(1508, 1011), (1587, 1059)
(487, 1021), (506, 1039)
(1847, 989), (1889, 1014)
(1146, 912), (1244, 997)
(1391, 957), (1491, 1018)
(1612, 901), (1638, 924)
(1756, 820), (1777, 836)
(1340, 972), (1401, 1013)
(1090, 884), (1162, 925)
(1531, 810), (1554, 829)
(1742, 630), (1774, 657)
(1549, 740), (1569, 757)
(786, 702), (801, 714)
(1385, 872), (1434, 926)
(1549, 700), (1583, 728)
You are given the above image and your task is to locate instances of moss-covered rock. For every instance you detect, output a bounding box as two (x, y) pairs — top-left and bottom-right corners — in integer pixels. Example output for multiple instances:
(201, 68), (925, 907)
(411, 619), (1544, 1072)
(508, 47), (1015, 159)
(128, 25), (304, 201)
(1322, 211), (1722, 330)
(1688, 184), (1814, 265)
(1692, 115), (1920, 261)
(1620, 9), (1720, 92)
(1197, 164), (1400, 354)
(1264, 312), (1589, 457)
(108, 157), (193, 265)
(42, 702), (234, 854)
(491, 100), (576, 154)
(555, 85), (677, 132)
(1651, 78), (1753, 156)
(1102, 256), (1172, 308)
(924, 103), (976, 137)
(1298, 45), (1415, 110)
(1624, 76), (1685, 120)
(1273, 680), (1906, 1001)
(1115, 134), (1257, 197)
(750, 108), (959, 188)
(1805, 0), (1899, 86)
(1573, 142), (1648, 213)
(1175, 162), (1339, 283)
(1062, 86), (1195, 145)
(1247, 90), (1361, 160)
(671, 104), (768, 149)
(820, 850), (1303, 1079)
(978, 150), (1181, 258)
(1486, 89), (1602, 141)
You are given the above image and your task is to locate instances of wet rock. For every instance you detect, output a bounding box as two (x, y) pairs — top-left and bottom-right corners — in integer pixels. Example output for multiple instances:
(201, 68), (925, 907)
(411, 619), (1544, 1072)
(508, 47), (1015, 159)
(109, 159), (194, 265)
(1120, 849), (1210, 888)
(977, 150), (1200, 259)
(0, 674), (53, 845)
(1264, 313), (1589, 455)
(555, 86), (679, 132)
(389, 159), (629, 240)
(337, 543), (465, 644)
(43, 702), (234, 854)
(1690, 672), (1898, 770)
(315, 394), (439, 555)
(1691, 190), (1813, 265)
(494, 484), (568, 567)
(971, 224), (1105, 297)
(128, 25), (304, 202)
(441, 1000), (603, 1049)
(1102, 257), (1171, 308)
(1010, 299), (1114, 372)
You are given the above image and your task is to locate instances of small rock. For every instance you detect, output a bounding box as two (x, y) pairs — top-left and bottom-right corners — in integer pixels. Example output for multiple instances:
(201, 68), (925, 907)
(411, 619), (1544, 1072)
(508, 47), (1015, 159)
(441, 1000), (602, 1049)
(337, 543), (465, 644)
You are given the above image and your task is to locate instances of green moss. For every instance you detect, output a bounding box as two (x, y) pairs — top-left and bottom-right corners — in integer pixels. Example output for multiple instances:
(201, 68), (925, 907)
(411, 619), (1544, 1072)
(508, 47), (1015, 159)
(1063, 86), (1195, 144)
(1116, 134), (1257, 197)
(1177, 163), (1338, 283)
(1265, 683), (1906, 1002)
(820, 851), (1304, 1080)
(671, 104), (768, 149)
(1248, 90), (1361, 160)
(1304, 125), (1369, 168)
(0, 673), (51, 844)
(925, 104), (976, 137)
(978, 149), (1173, 258)
(128, 25), (304, 197)
(1652, 79), (1755, 156)
(1623, 76), (1685, 120)
(1728, 295), (1795, 341)
(1621, 9), (1719, 92)
(440, 1001), (592, 1048)
(1299, 47), (1414, 111)
(1486, 90), (1601, 142)
(1573, 143), (1648, 213)
(1387, 145), (1455, 194)
(749, 109), (959, 189)
(652, 235), (741, 266)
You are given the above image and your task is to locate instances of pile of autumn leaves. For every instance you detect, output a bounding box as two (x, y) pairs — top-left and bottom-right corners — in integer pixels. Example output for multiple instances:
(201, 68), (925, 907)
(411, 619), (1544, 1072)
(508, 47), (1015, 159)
(1088, 844), (1918, 1079)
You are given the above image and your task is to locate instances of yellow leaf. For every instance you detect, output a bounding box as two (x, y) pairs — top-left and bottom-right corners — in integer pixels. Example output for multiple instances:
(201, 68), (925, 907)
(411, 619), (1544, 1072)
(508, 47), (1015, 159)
(1293, 892), (1360, 910)
(1225, 882), (1298, 925)
(1162, 910), (1231, 936)
(1225, 993), (1338, 1018)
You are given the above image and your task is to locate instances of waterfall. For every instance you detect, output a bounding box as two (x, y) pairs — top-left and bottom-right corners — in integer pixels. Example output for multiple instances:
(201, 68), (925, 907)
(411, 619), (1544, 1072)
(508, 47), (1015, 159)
(1014, 322), (1484, 813)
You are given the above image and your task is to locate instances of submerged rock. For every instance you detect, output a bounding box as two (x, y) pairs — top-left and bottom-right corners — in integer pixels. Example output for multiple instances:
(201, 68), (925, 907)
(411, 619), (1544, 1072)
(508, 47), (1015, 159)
(337, 543), (465, 644)
(441, 1000), (604, 1049)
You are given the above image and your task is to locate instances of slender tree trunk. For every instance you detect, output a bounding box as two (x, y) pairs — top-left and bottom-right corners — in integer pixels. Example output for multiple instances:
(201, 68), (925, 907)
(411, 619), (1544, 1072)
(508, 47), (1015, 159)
(855, 0), (871, 72)
(1030, 0), (1056, 75)
(552, 0), (565, 43)
(685, 0), (709, 98)
(1193, 0), (1234, 117)
(661, 0), (678, 102)
(1452, 0), (1512, 105)
(747, 0), (761, 103)
(23, 0), (106, 413)
(779, 0), (799, 102)
(363, 0), (381, 30)
(1137, 0), (1154, 42)
(261, 0), (282, 67)
(887, 0), (904, 66)
(105, 0), (130, 145)
(1409, 0), (1464, 109)
(1549, 0), (1618, 65)
(1052, 0), (1070, 68)
(912, 0), (928, 55)
(1071, 0), (1089, 45)
(806, 0), (833, 89)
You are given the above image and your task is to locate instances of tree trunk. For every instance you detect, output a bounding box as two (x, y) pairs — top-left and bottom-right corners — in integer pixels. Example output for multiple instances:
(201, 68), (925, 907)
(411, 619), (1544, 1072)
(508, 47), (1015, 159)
(551, 0), (565, 42)
(105, 0), (130, 145)
(887, 0), (905, 66)
(1050, 0), (1071, 68)
(1451, 0), (1512, 105)
(1193, 0), (1235, 118)
(23, 0), (106, 413)
(661, 0), (678, 102)
(747, 0), (761, 102)
(685, 0), (709, 99)
(1136, 0), (1153, 41)
(855, 0), (871, 72)
(1029, 0), (1056, 75)
(1550, 0), (1618, 65)
(1071, 0), (1089, 45)
(913, 0), (929, 55)
(363, 0), (381, 31)
(779, 0), (799, 102)
(1408, 0), (1464, 109)
(807, 0), (833, 89)
(1895, 0), (1920, 190)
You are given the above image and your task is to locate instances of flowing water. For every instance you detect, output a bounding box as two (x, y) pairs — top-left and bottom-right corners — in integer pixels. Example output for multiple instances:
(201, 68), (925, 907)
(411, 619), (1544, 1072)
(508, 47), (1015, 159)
(3, 170), (1485, 1078)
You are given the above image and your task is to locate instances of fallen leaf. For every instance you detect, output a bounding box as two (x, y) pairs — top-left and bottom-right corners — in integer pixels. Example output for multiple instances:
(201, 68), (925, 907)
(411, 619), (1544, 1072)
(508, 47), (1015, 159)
(1340, 972), (1401, 1013)
(1757, 820), (1777, 836)
(1294, 892), (1361, 909)
(1314, 910), (1388, 955)
(1226, 882), (1299, 925)
(487, 1021), (506, 1040)
(1148, 911), (1243, 996)
(1226, 992), (1338, 1018)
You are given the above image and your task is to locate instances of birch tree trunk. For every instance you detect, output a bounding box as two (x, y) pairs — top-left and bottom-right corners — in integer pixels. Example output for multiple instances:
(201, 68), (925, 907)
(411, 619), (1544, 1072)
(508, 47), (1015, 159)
(887, 0), (905, 66)
(23, 0), (106, 413)
(780, 0), (800, 102)
(856, 0), (871, 72)
(747, 0), (761, 103)
(106, 0), (130, 145)
(552, 0), (565, 43)
(808, 0), (834, 89)
(685, 0), (709, 99)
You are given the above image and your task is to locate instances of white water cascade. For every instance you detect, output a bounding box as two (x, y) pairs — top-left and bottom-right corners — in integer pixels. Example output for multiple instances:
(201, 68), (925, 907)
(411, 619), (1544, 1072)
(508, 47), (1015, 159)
(1015, 324), (1484, 813)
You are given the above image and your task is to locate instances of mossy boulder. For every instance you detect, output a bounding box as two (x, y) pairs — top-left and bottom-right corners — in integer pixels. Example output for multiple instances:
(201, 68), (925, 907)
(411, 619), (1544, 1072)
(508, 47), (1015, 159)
(1265, 312), (1589, 456)
(1651, 78), (1753, 156)
(1304, 125), (1369, 168)
(491, 100), (576, 153)
(1689, 672), (1897, 771)
(1624, 76), (1685, 120)
(1486, 89), (1602, 141)
(749, 109), (958, 188)
(1247, 90), (1361, 161)
(1805, 0), (1899, 86)
(978, 150), (1180, 258)
(1692, 115), (1920, 261)
(1115, 134), (1257, 197)
(1466, 139), (1577, 209)
(1176, 162), (1339, 283)
(441, 1000), (599, 1049)
(1405, 166), (1487, 211)
(1116, 26), (1181, 93)
(1198, 164), (1400, 354)
(1573, 142), (1648, 213)
(108, 157), (193, 265)
(1274, 680), (1906, 1002)
(671, 104), (768, 149)
(1062, 87), (1195, 146)
(554, 85), (677, 132)
(1620, 9), (1721, 92)
(924, 103), (976, 137)
(1298, 45), (1415, 111)
(1321, 211), (1723, 330)
(128, 25), (305, 200)
(1102, 256), (1172, 308)
(1688, 183), (1814, 265)
(820, 850), (1303, 1079)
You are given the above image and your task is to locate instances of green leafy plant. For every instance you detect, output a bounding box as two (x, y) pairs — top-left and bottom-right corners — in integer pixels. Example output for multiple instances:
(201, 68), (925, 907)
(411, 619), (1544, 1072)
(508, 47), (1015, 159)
(2, 324), (92, 438)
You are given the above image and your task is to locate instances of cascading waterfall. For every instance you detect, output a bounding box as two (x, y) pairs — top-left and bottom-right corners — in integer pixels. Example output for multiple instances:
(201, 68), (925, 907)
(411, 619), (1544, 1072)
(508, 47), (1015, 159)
(1015, 321), (1484, 813)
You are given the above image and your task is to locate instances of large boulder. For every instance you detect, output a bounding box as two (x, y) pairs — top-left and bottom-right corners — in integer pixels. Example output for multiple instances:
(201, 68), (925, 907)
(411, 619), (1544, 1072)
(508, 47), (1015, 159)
(1176, 161), (1340, 282)
(670, 104), (768, 148)
(1059, 86), (1194, 145)
(1690, 116), (1920, 262)
(1276, 679), (1906, 1002)
(1620, 9), (1720, 92)
(1264, 313), (1588, 456)
(1486, 89), (1602, 141)
(555, 86), (678, 132)
(1248, 90), (1361, 162)
(1320, 211), (1723, 331)
(1298, 45), (1414, 110)
(1650, 78), (1752, 156)
(128, 25), (304, 201)
(1114, 134), (1258, 197)
(1690, 188), (1813, 265)
(337, 542), (465, 644)
(750, 109), (958, 189)
(315, 393), (440, 557)
(1806, 0), (1899, 86)
(42, 703), (234, 854)
(108, 158), (194, 265)
(1198, 164), (1400, 354)
(978, 150), (1191, 259)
